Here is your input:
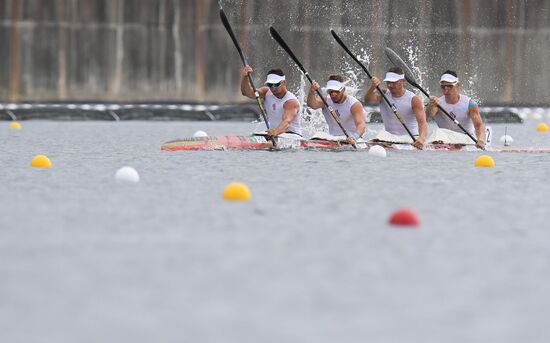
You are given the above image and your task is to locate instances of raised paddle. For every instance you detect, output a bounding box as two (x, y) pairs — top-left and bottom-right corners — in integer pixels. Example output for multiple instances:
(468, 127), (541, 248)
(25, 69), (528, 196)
(330, 29), (417, 143)
(269, 26), (357, 149)
(385, 47), (481, 148)
(219, 8), (276, 147)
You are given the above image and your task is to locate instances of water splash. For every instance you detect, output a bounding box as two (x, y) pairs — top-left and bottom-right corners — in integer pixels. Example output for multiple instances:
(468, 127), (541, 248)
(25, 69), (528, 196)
(296, 74), (327, 137)
(405, 43), (427, 100)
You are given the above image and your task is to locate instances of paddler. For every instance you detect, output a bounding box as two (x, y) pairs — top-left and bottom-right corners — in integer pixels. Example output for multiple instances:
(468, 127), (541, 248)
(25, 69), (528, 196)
(240, 66), (302, 138)
(307, 75), (366, 145)
(364, 67), (428, 149)
(426, 70), (486, 149)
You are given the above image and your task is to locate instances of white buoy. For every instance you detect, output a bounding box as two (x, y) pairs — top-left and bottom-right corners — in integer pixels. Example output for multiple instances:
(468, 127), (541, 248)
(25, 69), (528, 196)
(499, 135), (514, 145)
(115, 166), (140, 183)
(193, 130), (208, 138)
(368, 145), (387, 157)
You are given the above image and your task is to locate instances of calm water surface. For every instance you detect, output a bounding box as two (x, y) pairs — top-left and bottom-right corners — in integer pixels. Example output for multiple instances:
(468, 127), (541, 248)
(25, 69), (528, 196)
(2, 120), (550, 342)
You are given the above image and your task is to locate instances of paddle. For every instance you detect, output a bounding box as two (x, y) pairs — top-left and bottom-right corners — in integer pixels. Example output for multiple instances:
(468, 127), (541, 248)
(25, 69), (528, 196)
(385, 47), (480, 147)
(219, 8), (276, 147)
(269, 26), (357, 149)
(330, 30), (416, 143)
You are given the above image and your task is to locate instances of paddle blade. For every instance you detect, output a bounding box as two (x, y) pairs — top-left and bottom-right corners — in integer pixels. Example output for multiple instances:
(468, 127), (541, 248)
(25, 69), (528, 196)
(330, 29), (343, 46)
(219, 9), (235, 42)
(219, 8), (229, 27)
(384, 47), (419, 87)
(219, 8), (247, 65)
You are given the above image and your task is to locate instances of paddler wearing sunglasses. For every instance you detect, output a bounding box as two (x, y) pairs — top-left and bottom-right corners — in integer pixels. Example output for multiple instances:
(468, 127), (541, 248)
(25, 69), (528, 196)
(240, 66), (302, 138)
(306, 75), (366, 145)
(426, 70), (486, 149)
(365, 67), (428, 149)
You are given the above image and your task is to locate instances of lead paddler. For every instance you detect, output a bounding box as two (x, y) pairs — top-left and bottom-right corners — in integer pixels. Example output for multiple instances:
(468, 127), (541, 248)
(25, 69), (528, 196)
(426, 70), (486, 149)
(240, 66), (302, 138)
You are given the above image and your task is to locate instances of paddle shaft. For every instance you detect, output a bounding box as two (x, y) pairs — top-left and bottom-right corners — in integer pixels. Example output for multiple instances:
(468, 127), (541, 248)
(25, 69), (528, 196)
(330, 30), (416, 142)
(269, 26), (357, 149)
(219, 9), (277, 147)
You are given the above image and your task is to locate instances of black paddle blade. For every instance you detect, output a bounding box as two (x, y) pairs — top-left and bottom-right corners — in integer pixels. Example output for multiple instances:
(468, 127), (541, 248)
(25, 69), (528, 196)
(330, 29), (343, 45)
(219, 8), (247, 65)
(219, 9), (234, 39)
(384, 47), (419, 87)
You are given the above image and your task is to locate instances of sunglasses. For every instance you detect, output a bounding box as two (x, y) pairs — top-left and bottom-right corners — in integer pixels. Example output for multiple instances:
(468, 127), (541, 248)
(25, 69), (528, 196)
(440, 84), (456, 89)
(267, 82), (281, 88)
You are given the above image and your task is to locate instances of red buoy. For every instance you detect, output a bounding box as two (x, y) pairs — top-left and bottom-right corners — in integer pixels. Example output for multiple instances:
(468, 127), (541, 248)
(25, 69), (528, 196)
(388, 208), (420, 227)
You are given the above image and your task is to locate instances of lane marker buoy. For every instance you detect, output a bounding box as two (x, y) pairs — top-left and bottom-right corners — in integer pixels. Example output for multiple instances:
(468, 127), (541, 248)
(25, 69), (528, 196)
(222, 182), (251, 201)
(368, 145), (386, 157)
(388, 208), (420, 227)
(193, 130), (208, 138)
(474, 155), (495, 167)
(30, 155), (51, 168)
(499, 135), (513, 145)
(115, 166), (140, 183)
(536, 123), (548, 132)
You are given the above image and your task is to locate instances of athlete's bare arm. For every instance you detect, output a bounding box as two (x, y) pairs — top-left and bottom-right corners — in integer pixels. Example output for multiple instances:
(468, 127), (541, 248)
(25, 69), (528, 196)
(364, 77), (382, 104)
(266, 99), (300, 136)
(469, 104), (486, 148)
(412, 96), (428, 149)
(240, 66), (268, 99)
(306, 81), (324, 109)
(351, 102), (366, 137)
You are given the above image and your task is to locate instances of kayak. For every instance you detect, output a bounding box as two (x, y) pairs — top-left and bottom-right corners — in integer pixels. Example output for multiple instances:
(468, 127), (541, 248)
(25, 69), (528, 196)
(161, 135), (273, 151)
(161, 134), (550, 152)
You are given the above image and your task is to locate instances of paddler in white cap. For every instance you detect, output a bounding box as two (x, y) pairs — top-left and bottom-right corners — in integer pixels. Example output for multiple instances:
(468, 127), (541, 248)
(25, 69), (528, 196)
(364, 67), (428, 149)
(241, 66), (302, 138)
(426, 70), (485, 149)
(307, 75), (366, 145)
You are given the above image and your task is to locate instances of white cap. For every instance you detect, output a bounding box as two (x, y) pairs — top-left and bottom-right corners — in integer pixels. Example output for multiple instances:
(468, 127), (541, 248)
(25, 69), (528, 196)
(265, 74), (286, 84)
(326, 80), (345, 91)
(383, 72), (405, 82)
(440, 73), (459, 84)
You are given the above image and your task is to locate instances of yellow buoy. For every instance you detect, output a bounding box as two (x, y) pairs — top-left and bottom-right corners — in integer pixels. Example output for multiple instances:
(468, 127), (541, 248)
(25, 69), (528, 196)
(30, 155), (52, 168)
(474, 155), (495, 167)
(536, 123), (549, 132)
(222, 182), (251, 201)
(9, 121), (21, 129)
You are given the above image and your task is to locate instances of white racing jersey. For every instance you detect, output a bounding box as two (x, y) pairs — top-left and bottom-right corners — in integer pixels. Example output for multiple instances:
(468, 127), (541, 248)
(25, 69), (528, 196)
(264, 90), (302, 135)
(434, 94), (475, 136)
(379, 89), (419, 136)
(322, 94), (361, 136)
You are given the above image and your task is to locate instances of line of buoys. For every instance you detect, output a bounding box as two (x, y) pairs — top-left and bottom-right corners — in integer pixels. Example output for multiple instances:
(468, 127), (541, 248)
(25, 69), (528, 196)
(222, 182), (251, 201)
(19, 123), (506, 231)
(474, 155), (495, 167)
(30, 155), (52, 168)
